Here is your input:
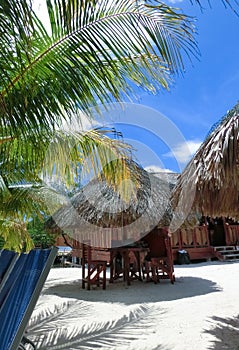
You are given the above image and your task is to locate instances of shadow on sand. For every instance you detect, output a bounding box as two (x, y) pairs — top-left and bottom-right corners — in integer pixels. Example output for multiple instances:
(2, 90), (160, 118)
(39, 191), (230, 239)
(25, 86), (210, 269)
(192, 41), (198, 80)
(44, 275), (221, 305)
(205, 314), (239, 350)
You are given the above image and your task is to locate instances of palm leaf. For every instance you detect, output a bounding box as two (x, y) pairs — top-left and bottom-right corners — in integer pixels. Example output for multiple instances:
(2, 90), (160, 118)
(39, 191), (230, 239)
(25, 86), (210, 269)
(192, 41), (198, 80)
(0, 217), (34, 251)
(0, 183), (67, 251)
(191, 0), (239, 13)
(0, 0), (197, 136)
(0, 185), (66, 217)
(0, 127), (134, 194)
(0, 127), (136, 251)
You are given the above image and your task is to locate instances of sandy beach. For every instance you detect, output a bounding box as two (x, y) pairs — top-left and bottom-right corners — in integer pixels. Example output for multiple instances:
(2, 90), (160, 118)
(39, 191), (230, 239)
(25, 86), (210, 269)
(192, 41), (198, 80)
(27, 260), (239, 350)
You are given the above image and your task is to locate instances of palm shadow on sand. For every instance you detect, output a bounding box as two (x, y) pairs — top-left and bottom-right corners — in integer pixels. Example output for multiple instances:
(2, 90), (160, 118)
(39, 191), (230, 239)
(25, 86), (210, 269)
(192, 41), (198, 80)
(205, 314), (239, 350)
(28, 276), (221, 350)
(28, 301), (169, 350)
(29, 260), (235, 350)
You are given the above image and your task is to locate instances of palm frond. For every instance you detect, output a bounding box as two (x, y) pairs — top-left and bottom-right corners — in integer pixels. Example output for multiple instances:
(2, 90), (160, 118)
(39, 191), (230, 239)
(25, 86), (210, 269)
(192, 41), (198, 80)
(41, 128), (132, 187)
(0, 183), (68, 252)
(0, 217), (34, 251)
(0, 0), (197, 136)
(0, 185), (66, 218)
(0, 127), (134, 194)
(0, 127), (138, 251)
(0, 174), (11, 202)
(190, 0), (239, 14)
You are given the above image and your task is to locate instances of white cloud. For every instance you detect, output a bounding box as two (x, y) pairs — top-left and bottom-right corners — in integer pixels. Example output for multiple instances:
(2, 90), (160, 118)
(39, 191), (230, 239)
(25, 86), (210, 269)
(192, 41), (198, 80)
(164, 140), (202, 164)
(62, 111), (98, 132)
(145, 165), (174, 173)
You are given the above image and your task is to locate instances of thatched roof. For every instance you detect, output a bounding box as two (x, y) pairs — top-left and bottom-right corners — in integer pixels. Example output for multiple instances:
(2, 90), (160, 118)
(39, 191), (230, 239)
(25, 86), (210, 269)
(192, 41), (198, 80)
(150, 172), (179, 185)
(47, 163), (174, 247)
(172, 102), (239, 222)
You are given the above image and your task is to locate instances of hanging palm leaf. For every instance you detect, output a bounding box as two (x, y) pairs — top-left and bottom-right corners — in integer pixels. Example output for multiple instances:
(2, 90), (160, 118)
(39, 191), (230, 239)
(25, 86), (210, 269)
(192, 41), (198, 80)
(0, 217), (34, 251)
(190, 0), (239, 12)
(0, 127), (135, 251)
(0, 0), (198, 137)
(0, 127), (134, 193)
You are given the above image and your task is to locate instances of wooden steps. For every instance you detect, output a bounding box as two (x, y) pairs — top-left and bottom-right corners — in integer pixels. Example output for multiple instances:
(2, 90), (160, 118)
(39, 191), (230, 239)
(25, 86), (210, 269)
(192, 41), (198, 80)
(214, 246), (239, 261)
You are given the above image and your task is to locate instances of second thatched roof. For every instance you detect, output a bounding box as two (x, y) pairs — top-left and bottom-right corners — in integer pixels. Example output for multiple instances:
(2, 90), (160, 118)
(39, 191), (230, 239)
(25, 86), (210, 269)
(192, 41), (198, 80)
(47, 162), (174, 247)
(172, 103), (239, 222)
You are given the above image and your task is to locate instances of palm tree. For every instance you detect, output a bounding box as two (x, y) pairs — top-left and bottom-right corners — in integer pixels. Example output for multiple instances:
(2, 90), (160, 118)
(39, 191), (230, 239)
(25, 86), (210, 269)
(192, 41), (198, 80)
(0, 0), (199, 250)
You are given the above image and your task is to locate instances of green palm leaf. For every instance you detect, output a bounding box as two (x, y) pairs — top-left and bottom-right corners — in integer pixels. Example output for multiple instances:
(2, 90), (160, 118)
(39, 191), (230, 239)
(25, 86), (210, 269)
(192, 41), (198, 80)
(1, 185), (65, 217)
(0, 0), (197, 136)
(0, 127), (133, 190)
(0, 127), (135, 251)
(0, 217), (33, 251)
(0, 183), (66, 251)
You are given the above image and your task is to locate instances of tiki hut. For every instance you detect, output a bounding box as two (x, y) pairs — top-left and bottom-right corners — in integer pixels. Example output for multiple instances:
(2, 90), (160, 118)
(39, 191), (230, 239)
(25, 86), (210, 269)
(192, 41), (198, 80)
(47, 162), (174, 248)
(172, 102), (239, 225)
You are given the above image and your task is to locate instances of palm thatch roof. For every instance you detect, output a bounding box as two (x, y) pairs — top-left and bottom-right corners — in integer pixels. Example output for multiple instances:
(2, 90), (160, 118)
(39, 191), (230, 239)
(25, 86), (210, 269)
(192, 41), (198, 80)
(47, 162), (174, 248)
(150, 172), (179, 185)
(172, 102), (239, 223)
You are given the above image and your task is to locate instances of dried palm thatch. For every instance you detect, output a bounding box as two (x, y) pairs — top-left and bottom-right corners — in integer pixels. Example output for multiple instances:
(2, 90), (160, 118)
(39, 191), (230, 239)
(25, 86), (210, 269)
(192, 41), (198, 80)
(47, 162), (174, 247)
(172, 103), (239, 223)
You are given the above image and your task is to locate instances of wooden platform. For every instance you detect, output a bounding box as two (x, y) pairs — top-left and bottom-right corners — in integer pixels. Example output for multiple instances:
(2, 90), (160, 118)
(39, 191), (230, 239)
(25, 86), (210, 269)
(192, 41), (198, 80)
(171, 225), (215, 262)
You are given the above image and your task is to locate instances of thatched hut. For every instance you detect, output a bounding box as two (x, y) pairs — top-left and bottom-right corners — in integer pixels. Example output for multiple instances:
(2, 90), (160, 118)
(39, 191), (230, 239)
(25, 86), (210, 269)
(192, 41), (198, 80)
(172, 102), (239, 223)
(48, 162), (174, 248)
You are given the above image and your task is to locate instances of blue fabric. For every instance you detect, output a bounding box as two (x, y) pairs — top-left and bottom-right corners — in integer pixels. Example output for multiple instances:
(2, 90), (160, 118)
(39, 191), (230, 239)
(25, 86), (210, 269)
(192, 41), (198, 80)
(0, 249), (54, 350)
(0, 250), (17, 281)
(0, 253), (27, 307)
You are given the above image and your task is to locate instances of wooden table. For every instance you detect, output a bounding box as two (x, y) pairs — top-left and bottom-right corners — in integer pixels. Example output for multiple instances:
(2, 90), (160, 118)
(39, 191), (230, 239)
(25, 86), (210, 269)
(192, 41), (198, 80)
(109, 246), (149, 286)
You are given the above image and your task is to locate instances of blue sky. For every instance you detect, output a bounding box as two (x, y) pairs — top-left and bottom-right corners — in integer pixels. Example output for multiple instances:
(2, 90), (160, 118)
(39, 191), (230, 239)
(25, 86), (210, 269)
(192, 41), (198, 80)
(99, 1), (239, 174)
(144, 1), (239, 172)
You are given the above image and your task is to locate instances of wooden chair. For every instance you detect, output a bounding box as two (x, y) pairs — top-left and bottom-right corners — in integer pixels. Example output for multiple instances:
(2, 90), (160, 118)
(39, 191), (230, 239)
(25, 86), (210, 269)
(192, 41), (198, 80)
(141, 229), (175, 284)
(81, 241), (107, 290)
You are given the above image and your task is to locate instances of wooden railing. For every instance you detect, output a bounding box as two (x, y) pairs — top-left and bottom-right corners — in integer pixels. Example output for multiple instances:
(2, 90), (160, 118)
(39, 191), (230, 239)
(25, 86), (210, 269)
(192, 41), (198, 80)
(224, 224), (239, 246)
(170, 225), (210, 250)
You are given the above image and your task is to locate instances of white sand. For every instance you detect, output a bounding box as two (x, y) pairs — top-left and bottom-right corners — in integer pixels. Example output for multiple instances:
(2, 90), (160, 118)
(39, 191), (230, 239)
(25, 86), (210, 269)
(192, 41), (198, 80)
(27, 261), (239, 350)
